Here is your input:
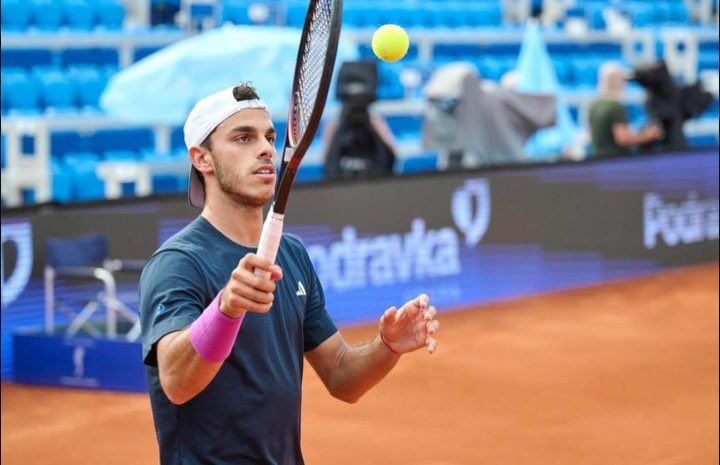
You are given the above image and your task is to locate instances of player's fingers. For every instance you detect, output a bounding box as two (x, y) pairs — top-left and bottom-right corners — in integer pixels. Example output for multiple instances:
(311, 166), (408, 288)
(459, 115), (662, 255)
(427, 320), (440, 335)
(412, 293), (430, 310)
(224, 293), (272, 314)
(269, 265), (283, 281)
(426, 337), (438, 354)
(240, 253), (275, 274)
(230, 283), (274, 305)
(380, 307), (398, 325)
(424, 306), (437, 321)
(237, 269), (277, 293)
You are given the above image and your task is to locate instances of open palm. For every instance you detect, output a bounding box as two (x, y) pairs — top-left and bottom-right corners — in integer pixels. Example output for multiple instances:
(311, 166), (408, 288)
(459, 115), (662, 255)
(379, 294), (439, 354)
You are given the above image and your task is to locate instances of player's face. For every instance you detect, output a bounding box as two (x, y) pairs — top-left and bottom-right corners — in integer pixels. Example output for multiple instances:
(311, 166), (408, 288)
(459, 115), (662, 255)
(208, 109), (277, 207)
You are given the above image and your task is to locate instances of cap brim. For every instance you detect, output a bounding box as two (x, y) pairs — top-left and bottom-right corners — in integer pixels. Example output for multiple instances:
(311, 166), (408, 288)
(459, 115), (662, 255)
(188, 166), (204, 208)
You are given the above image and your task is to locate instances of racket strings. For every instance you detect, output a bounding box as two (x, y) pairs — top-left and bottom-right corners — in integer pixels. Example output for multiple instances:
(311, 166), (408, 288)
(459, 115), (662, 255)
(295, 0), (333, 143)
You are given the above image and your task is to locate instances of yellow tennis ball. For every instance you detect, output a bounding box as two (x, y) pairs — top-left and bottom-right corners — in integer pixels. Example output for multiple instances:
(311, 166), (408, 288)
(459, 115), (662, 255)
(372, 24), (409, 63)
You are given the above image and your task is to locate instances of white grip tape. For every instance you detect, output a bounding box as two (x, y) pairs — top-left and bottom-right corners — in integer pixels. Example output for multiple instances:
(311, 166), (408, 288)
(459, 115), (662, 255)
(255, 211), (285, 278)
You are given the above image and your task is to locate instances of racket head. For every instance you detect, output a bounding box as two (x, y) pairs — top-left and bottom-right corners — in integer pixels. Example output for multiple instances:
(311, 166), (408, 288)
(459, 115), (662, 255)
(274, 0), (342, 211)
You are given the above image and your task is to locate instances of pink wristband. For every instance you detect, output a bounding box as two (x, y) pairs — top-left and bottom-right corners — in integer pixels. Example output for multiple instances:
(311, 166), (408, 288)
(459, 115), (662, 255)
(189, 291), (245, 363)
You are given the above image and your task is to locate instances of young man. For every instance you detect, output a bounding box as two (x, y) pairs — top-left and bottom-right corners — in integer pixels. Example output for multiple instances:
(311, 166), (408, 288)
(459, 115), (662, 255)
(139, 84), (440, 465)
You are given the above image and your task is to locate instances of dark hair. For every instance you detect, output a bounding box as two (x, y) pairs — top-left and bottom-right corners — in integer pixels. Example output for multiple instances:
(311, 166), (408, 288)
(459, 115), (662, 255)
(197, 83), (260, 189)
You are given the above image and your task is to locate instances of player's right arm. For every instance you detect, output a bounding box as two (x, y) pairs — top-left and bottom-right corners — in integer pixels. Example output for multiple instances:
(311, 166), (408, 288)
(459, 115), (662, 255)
(144, 253), (281, 405)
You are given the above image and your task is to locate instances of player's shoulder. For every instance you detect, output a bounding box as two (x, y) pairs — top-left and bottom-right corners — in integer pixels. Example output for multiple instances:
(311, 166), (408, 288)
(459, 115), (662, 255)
(281, 233), (306, 250)
(280, 233), (313, 267)
(146, 219), (207, 271)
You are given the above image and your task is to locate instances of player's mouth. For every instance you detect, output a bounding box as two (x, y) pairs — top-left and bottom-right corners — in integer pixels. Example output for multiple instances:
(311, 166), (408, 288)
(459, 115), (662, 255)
(252, 164), (276, 181)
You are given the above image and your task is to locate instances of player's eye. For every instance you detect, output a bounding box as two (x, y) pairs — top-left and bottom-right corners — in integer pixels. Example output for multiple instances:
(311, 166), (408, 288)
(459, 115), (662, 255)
(235, 135), (250, 143)
(266, 136), (276, 144)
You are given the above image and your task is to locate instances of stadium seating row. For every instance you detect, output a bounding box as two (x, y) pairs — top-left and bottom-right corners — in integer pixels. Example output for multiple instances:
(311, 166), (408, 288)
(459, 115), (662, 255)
(1, 0), (699, 33)
(580, 0), (693, 29)
(1, 0), (125, 32)
(50, 149), (187, 202)
(1, 66), (115, 114)
(3, 53), (718, 115)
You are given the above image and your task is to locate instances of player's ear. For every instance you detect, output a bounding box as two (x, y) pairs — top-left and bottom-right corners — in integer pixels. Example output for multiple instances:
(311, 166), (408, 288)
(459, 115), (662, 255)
(189, 146), (215, 174)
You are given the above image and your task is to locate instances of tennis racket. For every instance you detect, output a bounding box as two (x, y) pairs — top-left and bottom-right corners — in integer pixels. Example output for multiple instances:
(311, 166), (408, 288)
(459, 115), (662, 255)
(255, 0), (343, 277)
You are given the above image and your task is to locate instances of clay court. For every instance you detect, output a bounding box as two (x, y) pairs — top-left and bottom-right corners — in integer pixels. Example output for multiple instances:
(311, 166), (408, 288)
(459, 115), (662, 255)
(2, 263), (718, 465)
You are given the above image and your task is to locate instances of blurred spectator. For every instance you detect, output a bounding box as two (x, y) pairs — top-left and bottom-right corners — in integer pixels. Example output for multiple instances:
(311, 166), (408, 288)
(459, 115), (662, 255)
(422, 63), (556, 169)
(589, 62), (663, 157)
(323, 61), (396, 180)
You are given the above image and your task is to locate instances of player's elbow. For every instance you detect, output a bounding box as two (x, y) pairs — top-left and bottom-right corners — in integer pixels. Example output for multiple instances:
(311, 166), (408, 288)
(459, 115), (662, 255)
(164, 384), (198, 405)
(160, 374), (197, 405)
(329, 387), (362, 404)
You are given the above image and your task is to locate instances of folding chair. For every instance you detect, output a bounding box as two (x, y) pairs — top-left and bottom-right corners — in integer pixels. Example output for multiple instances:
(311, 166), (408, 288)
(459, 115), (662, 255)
(44, 234), (144, 341)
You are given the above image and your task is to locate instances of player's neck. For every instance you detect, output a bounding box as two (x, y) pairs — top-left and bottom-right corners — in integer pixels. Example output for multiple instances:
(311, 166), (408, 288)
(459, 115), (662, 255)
(201, 197), (264, 248)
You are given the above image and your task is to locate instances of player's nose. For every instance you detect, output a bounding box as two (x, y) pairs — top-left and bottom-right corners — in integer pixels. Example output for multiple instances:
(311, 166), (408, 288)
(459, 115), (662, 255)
(258, 137), (276, 162)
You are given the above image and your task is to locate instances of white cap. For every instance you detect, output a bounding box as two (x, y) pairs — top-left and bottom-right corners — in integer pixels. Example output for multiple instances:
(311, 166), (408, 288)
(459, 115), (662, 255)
(183, 86), (271, 208)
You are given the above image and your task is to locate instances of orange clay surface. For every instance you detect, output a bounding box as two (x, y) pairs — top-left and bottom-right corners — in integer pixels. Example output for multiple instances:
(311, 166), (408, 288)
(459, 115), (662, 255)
(2, 264), (718, 465)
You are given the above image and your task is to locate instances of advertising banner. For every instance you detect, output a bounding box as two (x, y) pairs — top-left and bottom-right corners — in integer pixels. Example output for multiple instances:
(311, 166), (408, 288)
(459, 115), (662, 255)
(3, 150), (718, 382)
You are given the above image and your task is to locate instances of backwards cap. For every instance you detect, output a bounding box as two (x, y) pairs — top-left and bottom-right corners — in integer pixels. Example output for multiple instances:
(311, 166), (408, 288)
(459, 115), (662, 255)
(183, 86), (270, 208)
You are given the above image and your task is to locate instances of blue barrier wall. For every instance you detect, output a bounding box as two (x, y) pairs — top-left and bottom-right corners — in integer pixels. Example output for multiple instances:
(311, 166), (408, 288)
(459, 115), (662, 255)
(2, 150), (718, 384)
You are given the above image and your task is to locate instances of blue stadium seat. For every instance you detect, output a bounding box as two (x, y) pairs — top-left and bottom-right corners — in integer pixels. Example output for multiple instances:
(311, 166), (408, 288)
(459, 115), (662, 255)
(141, 148), (186, 194)
(36, 69), (78, 111)
(586, 4), (606, 29)
(3, 72), (42, 114)
(1, 68), (24, 114)
(419, 6), (442, 28)
(67, 66), (105, 109)
(225, 0), (254, 25)
(95, 0), (125, 30)
(1, 49), (55, 69)
(378, 63), (404, 99)
(62, 152), (105, 201)
(698, 51), (719, 71)
(1, 0), (32, 31)
(629, 4), (654, 27)
(51, 159), (74, 203)
(476, 4), (502, 26)
(32, 0), (65, 31)
(90, 128), (154, 153)
(398, 154), (438, 174)
(554, 59), (572, 85)
(61, 48), (119, 67)
(64, 0), (96, 30)
(572, 59), (598, 88)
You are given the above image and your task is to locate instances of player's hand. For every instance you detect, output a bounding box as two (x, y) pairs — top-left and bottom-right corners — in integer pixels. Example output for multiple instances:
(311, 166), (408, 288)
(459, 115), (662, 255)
(378, 294), (439, 355)
(220, 254), (283, 318)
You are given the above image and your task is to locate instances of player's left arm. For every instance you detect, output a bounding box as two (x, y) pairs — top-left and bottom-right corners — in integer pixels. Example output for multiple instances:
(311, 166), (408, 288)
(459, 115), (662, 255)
(305, 294), (439, 403)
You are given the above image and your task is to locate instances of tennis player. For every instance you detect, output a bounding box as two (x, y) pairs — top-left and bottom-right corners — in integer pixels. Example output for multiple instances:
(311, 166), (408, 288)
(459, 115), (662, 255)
(139, 84), (440, 465)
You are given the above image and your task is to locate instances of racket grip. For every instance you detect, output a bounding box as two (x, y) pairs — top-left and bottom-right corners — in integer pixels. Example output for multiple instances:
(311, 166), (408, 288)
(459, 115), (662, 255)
(255, 211), (285, 278)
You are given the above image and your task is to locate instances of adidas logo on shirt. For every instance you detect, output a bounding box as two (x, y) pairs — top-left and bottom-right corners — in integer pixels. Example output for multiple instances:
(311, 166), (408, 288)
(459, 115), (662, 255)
(296, 281), (307, 297)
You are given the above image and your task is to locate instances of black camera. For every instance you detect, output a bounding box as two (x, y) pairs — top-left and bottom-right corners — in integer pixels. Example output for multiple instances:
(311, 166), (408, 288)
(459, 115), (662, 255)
(336, 60), (378, 107)
(630, 61), (713, 149)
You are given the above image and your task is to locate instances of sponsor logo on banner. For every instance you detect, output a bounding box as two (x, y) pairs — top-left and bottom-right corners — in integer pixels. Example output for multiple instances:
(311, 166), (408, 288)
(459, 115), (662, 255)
(643, 191), (719, 249)
(452, 179), (491, 247)
(307, 178), (491, 292)
(60, 338), (100, 388)
(1, 221), (34, 308)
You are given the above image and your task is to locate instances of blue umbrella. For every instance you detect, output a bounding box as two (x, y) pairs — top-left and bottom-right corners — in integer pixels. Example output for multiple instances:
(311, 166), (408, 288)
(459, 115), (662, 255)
(100, 25), (359, 125)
